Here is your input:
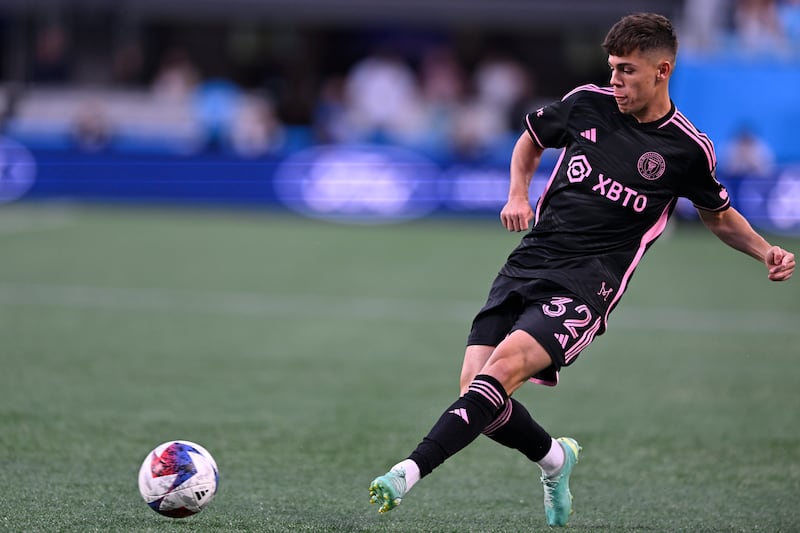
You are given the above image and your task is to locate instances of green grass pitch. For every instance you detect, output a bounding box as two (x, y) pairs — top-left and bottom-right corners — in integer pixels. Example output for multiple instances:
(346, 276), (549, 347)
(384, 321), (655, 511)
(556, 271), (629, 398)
(1, 204), (798, 532)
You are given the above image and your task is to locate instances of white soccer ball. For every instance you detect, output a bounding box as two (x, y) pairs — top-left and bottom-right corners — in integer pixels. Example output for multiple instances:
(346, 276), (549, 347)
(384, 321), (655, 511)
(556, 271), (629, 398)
(138, 440), (219, 518)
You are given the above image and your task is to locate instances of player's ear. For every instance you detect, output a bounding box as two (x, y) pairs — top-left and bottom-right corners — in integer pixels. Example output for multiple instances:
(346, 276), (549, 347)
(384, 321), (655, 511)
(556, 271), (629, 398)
(656, 60), (672, 81)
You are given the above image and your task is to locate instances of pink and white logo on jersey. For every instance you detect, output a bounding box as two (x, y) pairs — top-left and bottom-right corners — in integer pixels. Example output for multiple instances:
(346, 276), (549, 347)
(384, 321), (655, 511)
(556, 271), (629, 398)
(567, 154), (592, 183)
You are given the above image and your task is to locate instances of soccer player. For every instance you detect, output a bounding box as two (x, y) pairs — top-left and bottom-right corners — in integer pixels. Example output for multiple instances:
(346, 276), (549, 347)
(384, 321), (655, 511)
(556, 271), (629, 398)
(368, 12), (796, 527)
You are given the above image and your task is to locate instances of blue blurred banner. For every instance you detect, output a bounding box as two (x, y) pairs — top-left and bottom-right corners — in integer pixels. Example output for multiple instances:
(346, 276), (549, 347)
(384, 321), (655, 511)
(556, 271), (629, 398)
(273, 144), (442, 224)
(735, 168), (800, 235)
(671, 56), (800, 165)
(5, 140), (800, 235)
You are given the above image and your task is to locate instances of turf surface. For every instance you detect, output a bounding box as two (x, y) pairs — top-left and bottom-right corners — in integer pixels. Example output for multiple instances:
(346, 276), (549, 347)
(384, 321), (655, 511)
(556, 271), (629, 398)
(1, 204), (798, 532)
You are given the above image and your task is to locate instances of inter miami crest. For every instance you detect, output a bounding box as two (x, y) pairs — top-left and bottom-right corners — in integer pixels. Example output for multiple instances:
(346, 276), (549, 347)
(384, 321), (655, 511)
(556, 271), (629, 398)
(637, 151), (666, 181)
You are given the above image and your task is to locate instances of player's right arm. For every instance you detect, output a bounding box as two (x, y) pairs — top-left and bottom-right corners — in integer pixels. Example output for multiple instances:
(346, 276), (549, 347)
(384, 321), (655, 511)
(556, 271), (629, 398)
(698, 207), (795, 281)
(501, 132), (545, 232)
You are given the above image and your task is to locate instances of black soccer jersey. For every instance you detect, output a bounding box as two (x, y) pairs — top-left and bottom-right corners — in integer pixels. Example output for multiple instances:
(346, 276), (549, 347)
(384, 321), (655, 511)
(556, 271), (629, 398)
(500, 84), (730, 328)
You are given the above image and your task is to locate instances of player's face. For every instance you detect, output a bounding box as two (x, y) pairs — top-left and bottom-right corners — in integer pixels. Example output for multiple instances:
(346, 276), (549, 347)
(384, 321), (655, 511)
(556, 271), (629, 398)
(607, 49), (666, 122)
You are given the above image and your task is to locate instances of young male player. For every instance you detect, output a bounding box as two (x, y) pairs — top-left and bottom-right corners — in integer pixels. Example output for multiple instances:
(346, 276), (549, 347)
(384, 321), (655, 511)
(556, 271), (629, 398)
(369, 12), (795, 527)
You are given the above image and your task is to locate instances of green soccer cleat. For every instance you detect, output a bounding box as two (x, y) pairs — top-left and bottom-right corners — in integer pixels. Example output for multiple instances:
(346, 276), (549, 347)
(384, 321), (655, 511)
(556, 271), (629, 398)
(541, 437), (581, 527)
(369, 468), (407, 513)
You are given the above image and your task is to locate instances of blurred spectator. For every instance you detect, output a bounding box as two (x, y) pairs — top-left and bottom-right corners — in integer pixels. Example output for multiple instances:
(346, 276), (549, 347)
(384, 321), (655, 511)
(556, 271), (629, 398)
(419, 46), (465, 107)
(194, 79), (242, 151)
(111, 43), (145, 86)
(721, 125), (776, 179)
(734, 0), (787, 54)
(778, 0), (800, 46)
(473, 52), (529, 121)
(447, 52), (529, 160)
(313, 75), (356, 144)
(0, 84), (20, 133)
(228, 95), (286, 157)
(31, 23), (71, 83)
(152, 48), (200, 102)
(70, 100), (113, 152)
(449, 96), (509, 161)
(680, 0), (728, 52)
(344, 49), (424, 143)
(416, 46), (465, 157)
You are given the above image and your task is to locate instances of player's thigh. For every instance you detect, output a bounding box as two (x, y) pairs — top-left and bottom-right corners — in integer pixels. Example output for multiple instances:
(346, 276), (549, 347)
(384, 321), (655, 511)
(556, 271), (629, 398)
(481, 330), (553, 395)
(460, 345), (495, 394)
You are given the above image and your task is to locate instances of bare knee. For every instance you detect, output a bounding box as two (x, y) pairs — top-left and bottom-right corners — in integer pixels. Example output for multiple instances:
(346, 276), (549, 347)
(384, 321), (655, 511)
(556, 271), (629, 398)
(460, 345), (494, 394)
(481, 330), (553, 395)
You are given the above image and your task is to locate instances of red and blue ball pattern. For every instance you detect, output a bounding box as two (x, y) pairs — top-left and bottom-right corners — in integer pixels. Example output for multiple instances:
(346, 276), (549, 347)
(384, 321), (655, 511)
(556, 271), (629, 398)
(138, 440), (219, 518)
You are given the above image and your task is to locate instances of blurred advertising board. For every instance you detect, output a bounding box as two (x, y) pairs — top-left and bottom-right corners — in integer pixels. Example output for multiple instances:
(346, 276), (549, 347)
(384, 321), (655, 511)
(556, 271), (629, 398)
(4, 140), (798, 236)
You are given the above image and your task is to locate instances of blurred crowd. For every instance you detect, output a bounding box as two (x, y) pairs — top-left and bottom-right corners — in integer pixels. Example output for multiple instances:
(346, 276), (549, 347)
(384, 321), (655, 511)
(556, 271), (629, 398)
(6, 20), (542, 162)
(682, 0), (800, 56)
(1, 0), (798, 171)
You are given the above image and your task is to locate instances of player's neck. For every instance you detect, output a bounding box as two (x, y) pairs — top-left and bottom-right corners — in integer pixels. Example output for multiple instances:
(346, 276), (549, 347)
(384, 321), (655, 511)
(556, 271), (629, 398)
(632, 94), (672, 124)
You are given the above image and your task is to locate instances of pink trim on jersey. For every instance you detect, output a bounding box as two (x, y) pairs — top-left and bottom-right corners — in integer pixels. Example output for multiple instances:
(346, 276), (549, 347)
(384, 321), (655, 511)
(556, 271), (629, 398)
(469, 379), (505, 408)
(657, 106), (679, 127)
(482, 399), (512, 435)
(525, 114), (546, 149)
(561, 84), (615, 101)
(697, 196), (731, 212)
(527, 84), (614, 148)
(659, 110), (716, 173)
(659, 109), (729, 211)
(564, 317), (603, 363)
(533, 149), (567, 226)
(603, 200), (675, 327)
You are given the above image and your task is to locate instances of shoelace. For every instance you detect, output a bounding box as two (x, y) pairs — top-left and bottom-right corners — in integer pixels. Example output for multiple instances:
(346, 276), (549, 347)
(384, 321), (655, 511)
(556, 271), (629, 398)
(388, 468), (407, 495)
(540, 474), (560, 507)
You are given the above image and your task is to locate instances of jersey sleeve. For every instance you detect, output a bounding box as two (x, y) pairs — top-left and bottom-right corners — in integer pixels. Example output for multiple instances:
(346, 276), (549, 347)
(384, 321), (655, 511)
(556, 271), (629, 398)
(523, 91), (575, 149)
(680, 157), (731, 212)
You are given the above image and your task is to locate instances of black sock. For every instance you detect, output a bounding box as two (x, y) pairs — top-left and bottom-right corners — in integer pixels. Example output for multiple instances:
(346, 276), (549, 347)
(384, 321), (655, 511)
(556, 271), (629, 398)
(408, 374), (507, 477)
(483, 397), (552, 462)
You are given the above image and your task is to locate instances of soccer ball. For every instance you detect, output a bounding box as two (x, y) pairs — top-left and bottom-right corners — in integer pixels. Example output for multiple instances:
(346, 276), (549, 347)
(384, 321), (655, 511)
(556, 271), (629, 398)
(138, 440), (219, 518)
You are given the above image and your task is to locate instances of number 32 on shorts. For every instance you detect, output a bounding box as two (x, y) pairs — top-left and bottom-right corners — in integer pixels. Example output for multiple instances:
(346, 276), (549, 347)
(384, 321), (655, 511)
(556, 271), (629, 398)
(541, 296), (601, 361)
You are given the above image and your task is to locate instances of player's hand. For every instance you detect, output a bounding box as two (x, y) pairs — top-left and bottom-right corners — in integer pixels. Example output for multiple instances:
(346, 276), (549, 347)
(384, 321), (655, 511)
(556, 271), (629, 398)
(765, 246), (795, 281)
(500, 197), (534, 232)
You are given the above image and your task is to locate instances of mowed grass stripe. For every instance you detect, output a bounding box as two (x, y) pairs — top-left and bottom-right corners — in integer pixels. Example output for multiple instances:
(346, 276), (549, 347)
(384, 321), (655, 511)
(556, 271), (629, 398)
(0, 281), (798, 334)
(0, 205), (77, 233)
(2, 205), (799, 532)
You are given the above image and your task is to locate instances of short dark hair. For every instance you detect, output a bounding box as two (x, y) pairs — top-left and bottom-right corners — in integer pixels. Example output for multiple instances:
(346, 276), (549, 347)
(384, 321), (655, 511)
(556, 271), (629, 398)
(602, 13), (678, 58)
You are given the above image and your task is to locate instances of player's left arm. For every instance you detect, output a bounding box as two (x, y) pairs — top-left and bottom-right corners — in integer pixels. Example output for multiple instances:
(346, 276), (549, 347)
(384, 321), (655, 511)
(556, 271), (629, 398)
(697, 207), (795, 281)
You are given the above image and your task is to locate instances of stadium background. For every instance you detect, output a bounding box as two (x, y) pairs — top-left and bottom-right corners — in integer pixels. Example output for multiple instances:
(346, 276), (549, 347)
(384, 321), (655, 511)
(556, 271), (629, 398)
(0, 0), (799, 233)
(2, 2), (800, 532)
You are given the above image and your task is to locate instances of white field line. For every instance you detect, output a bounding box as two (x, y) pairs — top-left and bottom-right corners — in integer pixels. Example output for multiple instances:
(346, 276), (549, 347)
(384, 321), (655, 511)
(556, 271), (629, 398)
(0, 282), (797, 334)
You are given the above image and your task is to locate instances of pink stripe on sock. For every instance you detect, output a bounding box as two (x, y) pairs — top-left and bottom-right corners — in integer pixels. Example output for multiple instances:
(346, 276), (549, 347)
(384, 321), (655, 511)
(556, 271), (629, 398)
(483, 399), (513, 435)
(469, 379), (505, 408)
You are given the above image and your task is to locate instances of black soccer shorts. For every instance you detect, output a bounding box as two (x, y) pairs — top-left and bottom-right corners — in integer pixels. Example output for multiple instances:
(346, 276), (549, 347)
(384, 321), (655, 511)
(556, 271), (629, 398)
(467, 275), (603, 386)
